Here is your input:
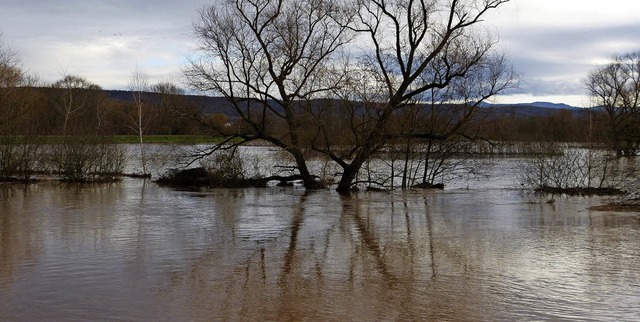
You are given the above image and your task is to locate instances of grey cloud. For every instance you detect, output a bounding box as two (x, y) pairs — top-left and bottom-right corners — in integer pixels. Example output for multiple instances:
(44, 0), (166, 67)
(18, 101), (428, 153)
(2, 0), (210, 41)
(505, 78), (584, 96)
(0, 0), (211, 86)
(501, 23), (640, 63)
(496, 23), (640, 98)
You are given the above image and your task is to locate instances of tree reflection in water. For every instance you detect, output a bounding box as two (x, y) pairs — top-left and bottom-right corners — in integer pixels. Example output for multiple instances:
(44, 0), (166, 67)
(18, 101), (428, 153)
(1, 180), (639, 321)
(0, 185), (43, 295)
(155, 190), (507, 321)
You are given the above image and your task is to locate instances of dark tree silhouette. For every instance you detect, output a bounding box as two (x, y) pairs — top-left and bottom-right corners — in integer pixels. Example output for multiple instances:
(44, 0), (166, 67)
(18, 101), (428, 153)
(586, 51), (640, 157)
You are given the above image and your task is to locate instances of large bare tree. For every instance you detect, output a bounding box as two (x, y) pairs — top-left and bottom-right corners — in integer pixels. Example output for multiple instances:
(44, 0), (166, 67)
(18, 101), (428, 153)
(185, 0), (355, 189)
(585, 51), (640, 157)
(185, 0), (515, 192)
(312, 0), (517, 192)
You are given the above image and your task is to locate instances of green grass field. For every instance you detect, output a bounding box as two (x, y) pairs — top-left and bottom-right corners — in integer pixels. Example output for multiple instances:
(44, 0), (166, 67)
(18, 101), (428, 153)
(0, 135), (229, 145)
(109, 135), (226, 144)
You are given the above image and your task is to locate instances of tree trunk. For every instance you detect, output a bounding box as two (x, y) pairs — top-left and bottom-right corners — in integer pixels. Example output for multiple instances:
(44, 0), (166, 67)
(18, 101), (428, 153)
(291, 149), (324, 190)
(335, 122), (386, 193)
(336, 166), (357, 194)
(336, 157), (366, 194)
(299, 166), (323, 190)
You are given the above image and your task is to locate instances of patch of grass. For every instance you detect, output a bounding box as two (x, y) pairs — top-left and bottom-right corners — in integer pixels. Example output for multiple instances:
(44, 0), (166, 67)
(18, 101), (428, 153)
(0, 135), (233, 145)
(110, 135), (229, 144)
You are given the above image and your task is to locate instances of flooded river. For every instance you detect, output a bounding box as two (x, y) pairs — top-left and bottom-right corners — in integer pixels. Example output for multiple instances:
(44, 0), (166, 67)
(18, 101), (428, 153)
(1, 158), (640, 320)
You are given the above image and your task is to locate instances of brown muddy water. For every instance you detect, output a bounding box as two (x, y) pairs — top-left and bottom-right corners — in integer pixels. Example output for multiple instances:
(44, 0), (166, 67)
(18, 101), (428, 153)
(1, 172), (640, 320)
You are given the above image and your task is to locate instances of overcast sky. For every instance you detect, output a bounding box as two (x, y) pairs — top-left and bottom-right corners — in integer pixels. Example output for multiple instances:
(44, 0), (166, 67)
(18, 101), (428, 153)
(1, 0), (639, 107)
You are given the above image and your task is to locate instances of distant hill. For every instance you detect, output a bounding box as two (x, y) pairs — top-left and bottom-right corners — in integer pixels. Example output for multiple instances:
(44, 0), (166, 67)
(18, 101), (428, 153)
(481, 101), (592, 119)
(527, 101), (579, 110)
(105, 90), (241, 117)
(103, 89), (594, 119)
(481, 101), (579, 110)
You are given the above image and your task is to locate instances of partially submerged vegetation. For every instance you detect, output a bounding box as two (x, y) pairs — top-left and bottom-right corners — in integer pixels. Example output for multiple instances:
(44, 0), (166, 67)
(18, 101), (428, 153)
(519, 142), (639, 197)
(0, 136), (637, 196)
(156, 167), (310, 188)
(0, 136), (126, 183)
(156, 149), (321, 189)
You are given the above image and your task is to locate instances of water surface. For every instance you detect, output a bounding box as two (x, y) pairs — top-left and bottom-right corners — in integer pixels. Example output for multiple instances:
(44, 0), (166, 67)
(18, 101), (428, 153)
(1, 169), (639, 320)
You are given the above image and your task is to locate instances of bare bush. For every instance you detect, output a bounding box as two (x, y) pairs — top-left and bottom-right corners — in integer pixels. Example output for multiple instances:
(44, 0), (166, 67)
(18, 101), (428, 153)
(0, 139), (42, 181)
(519, 143), (632, 194)
(356, 137), (489, 190)
(49, 137), (126, 182)
(199, 148), (246, 183)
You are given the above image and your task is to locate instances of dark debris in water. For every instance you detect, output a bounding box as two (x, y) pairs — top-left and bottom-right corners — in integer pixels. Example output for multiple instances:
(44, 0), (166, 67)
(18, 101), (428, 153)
(412, 182), (445, 189)
(590, 203), (640, 212)
(156, 167), (305, 188)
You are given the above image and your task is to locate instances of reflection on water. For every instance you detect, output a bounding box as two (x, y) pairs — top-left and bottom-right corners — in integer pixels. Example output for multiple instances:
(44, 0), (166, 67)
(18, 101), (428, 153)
(1, 178), (639, 321)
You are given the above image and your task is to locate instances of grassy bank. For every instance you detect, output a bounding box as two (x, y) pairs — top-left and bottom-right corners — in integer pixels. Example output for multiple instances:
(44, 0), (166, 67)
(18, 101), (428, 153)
(109, 135), (227, 144)
(1, 135), (229, 145)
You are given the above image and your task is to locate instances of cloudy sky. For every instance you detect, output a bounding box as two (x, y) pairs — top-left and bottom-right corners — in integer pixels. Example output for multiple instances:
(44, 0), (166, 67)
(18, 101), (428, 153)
(1, 0), (639, 107)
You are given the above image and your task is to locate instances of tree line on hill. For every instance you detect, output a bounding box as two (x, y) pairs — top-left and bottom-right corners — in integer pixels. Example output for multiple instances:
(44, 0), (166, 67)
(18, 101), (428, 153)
(0, 85), (609, 142)
(0, 85), (209, 137)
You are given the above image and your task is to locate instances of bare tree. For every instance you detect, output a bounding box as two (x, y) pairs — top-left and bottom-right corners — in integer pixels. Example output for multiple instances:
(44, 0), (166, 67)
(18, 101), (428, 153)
(48, 74), (125, 181)
(128, 67), (153, 176)
(150, 82), (202, 135)
(585, 51), (640, 157)
(185, 0), (355, 189)
(0, 33), (22, 89)
(311, 0), (517, 192)
(51, 74), (101, 135)
(0, 32), (42, 180)
(184, 0), (515, 192)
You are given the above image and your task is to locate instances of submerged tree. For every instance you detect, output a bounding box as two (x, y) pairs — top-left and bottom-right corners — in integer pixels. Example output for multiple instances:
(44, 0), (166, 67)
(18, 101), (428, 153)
(128, 67), (154, 176)
(185, 0), (356, 189)
(184, 0), (516, 192)
(316, 0), (518, 192)
(585, 51), (640, 157)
